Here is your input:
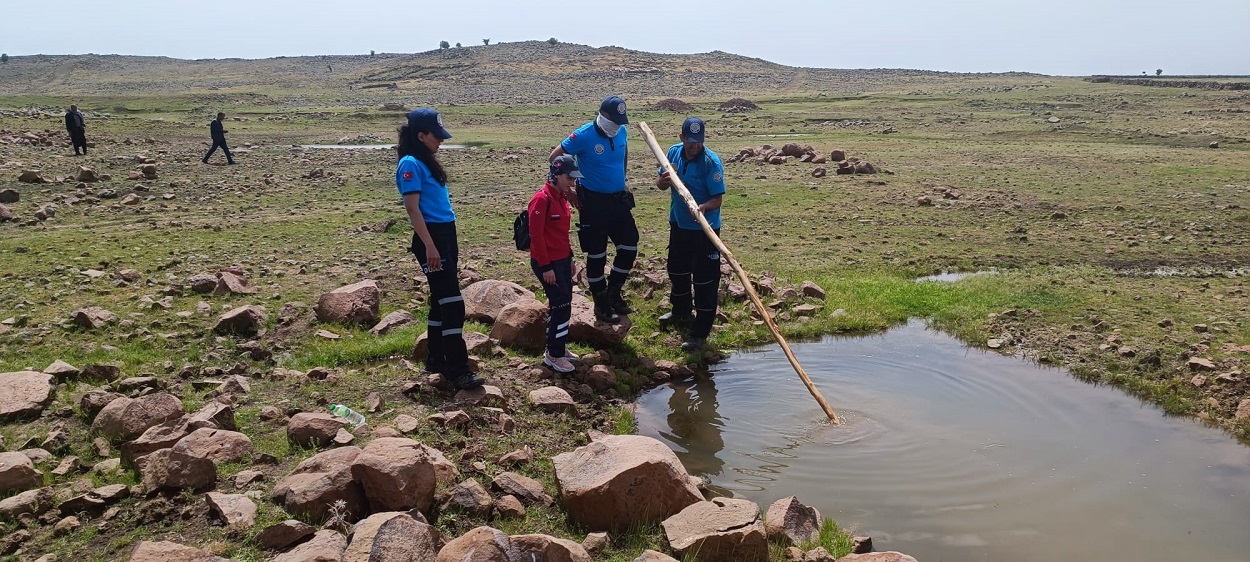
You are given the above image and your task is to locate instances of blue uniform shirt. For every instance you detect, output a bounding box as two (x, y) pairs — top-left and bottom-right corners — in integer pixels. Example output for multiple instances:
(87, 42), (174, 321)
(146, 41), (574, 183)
(396, 155), (456, 224)
(560, 121), (626, 193)
(661, 143), (725, 230)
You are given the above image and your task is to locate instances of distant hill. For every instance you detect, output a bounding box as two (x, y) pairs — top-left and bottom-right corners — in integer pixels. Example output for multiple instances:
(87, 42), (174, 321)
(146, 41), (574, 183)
(0, 41), (1038, 104)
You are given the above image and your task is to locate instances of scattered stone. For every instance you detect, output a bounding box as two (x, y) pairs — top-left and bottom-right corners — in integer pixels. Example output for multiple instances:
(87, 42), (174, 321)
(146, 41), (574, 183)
(494, 494), (526, 518)
(256, 519), (317, 550)
(633, 550), (680, 562)
(490, 298), (548, 351)
(287, 412), (350, 447)
(72, 306), (119, 329)
(529, 386), (576, 413)
(582, 532), (610, 556)
(213, 271), (258, 296)
(315, 279), (381, 326)
(344, 511), (441, 561)
(498, 445), (532, 466)
(0, 487), (53, 518)
(369, 309), (415, 335)
(1188, 357), (1217, 371)
(454, 384), (505, 407)
(92, 392), (184, 441)
(765, 496), (822, 545)
(553, 434), (702, 531)
(273, 529), (347, 562)
(205, 492), (257, 530)
(214, 305), (267, 336)
(441, 478), (494, 517)
(491, 471), (554, 506)
(350, 437), (440, 514)
(174, 427), (254, 464)
(437, 526), (513, 562)
(271, 446), (367, 521)
(662, 497), (768, 562)
(0, 452), (43, 493)
(463, 279), (536, 323)
(136, 449), (217, 492)
(0, 371), (55, 421)
(839, 553), (919, 562)
(512, 534), (593, 562)
(395, 414), (420, 433)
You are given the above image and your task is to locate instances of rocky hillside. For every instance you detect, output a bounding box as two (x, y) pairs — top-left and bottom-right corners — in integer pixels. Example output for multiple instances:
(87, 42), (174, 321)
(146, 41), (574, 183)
(0, 41), (990, 105)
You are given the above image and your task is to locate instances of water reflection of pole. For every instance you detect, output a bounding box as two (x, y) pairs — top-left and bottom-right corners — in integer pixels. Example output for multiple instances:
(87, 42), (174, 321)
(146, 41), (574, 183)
(662, 374), (726, 479)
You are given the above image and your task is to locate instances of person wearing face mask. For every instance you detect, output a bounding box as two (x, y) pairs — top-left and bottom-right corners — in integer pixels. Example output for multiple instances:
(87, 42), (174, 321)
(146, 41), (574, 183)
(528, 155), (583, 373)
(396, 107), (484, 391)
(548, 95), (634, 325)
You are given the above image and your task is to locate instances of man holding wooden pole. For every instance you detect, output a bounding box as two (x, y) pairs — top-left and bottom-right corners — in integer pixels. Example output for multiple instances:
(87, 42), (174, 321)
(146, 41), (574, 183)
(656, 117), (725, 351)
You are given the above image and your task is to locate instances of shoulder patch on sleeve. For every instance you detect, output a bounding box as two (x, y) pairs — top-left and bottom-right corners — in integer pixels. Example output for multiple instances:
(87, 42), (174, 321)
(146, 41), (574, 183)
(402, 171), (414, 180)
(713, 172), (723, 182)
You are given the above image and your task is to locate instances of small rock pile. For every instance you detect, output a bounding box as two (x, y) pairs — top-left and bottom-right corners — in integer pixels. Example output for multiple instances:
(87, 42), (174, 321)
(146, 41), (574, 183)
(652, 98), (693, 111)
(0, 130), (58, 147)
(727, 144), (881, 176)
(718, 98), (760, 113)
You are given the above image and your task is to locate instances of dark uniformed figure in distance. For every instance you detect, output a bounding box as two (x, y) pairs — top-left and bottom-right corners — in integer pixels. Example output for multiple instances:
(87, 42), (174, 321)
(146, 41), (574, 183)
(202, 112), (236, 165)
(65, 105), (87, 155)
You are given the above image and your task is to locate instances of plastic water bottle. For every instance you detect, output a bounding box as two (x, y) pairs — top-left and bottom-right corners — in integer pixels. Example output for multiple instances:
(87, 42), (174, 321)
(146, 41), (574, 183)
(329, 404), (366, 428)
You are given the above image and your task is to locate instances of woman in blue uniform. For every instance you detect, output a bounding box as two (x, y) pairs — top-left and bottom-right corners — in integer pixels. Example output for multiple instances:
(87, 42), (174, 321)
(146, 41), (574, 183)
(396, 108), (484, 390)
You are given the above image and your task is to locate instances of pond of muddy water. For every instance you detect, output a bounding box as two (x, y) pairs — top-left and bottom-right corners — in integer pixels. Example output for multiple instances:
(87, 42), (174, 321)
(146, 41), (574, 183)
(635, 320), (1250, 561)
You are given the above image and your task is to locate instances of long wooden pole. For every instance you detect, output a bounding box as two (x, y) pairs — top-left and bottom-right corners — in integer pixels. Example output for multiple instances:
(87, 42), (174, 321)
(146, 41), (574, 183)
(637, 122), (842, 424)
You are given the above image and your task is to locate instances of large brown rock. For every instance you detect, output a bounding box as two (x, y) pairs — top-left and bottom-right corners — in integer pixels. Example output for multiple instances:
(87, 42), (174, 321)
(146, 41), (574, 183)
(213, 271), (258, 295)
(491, 472), (554, 506)
(839, 553), (920, 562)
(92, 392), (184, 441)
(436, 526), (517, 562)
(287, 412), (350, 447)
(174, 427), (254, 464)
(137, 449), (217, 492)
(511, 534), (592, 562)
(440, 478), (494, 517)
(271, 446), (367, 521)
(350, 437), (438, 514)
(72, 306), (118, 329)
(0, 487), (54, 518)
(489, 298), (548, 352)
(0, 452), (43, 493)
(463, 279), (535, 323)
(552, 434), (702, 531)
(214, 305), (267, 336)
(205, 492), (257, 531)
(568, 294), (632, 347)
(633, 551), (680, 562)
(274, 529), (347, 562)
(764, 496), (822, 545)
(80, 389), (125, 420)
(661, 498), (768, 562)
(121, 418), (193, 466)
(343, 511), (442, 562)
(0, 371), (55, 421)
(315, 279), (381, 326)
(129, 541), (234, 561)
(529, 386), (576, 413)
(256, 520), (317, 550)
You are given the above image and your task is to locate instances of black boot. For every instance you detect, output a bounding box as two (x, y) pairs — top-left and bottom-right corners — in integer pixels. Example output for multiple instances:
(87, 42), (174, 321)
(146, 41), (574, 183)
(592, 291), (620, 324)
(607, 284), (633, 315)
(659, 310), (693, 330)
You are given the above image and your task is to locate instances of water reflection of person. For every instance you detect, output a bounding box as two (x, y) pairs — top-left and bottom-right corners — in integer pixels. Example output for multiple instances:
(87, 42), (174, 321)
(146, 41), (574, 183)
(662, 373), (726, 478)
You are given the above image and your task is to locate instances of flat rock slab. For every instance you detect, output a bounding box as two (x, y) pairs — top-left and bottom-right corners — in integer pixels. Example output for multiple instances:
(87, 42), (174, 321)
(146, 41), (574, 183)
(0, 371), (55, 421)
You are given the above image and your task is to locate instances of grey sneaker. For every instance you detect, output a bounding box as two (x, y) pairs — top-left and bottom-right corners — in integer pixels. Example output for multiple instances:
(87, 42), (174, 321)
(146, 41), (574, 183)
(543, 352), (575, 373)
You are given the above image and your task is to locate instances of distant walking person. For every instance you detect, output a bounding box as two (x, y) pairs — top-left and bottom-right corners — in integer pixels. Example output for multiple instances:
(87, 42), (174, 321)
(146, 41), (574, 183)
(397, 107), (484, 391)
(65, 105), (87, 155)
(549, 95), (634, 324)
(202, 112), (235, 164)
(656, 117), (725, 351)
(528, 155), (582, 373)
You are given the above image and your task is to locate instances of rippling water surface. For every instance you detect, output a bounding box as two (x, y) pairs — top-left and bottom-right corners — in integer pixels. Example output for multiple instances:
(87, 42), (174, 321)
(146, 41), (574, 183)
(635, 320), (1250, 561)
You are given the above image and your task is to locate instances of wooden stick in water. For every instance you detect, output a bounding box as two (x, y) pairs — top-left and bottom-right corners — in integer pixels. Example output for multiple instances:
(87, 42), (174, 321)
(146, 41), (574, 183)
(636, 121), (843, 424)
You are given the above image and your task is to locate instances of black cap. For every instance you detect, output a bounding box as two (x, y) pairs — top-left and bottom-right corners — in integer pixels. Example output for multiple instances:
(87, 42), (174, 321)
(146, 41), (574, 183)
(550, 154), (583, 178)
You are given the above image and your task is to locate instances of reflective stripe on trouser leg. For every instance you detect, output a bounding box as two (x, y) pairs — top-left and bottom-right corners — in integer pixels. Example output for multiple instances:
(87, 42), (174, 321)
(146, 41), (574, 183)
(416, 226), (469, 375)
(578, 222), (609, 295)
(532, 255), (574, 357)
(606, 210), (639, 288)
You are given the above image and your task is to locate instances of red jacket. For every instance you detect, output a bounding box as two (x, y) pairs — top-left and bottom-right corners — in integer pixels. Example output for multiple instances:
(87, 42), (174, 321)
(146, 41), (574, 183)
(527, 181), (572, 271)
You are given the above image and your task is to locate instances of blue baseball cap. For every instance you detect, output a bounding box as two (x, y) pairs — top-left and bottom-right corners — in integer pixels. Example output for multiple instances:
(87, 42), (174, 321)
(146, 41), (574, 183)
(599, 96), (629, 125)
(550, 154), (584, 178)
(407, 107), (452, 140)
(681, 117), (705, 142)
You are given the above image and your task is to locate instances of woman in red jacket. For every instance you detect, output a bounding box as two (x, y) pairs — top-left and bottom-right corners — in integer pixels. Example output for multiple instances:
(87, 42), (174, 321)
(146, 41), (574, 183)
(529, 155), (582, 373)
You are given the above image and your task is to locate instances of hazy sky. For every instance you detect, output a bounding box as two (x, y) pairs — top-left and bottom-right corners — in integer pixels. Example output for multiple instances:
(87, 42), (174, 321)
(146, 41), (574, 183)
(4, 0), (1248, 75)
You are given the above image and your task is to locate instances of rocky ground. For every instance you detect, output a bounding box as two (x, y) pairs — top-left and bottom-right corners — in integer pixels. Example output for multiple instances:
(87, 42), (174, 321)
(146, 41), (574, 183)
(1, 45), (1248, 561)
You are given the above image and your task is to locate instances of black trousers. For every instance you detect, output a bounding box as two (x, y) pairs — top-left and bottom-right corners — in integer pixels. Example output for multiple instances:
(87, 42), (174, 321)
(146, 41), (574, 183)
(531, 254), (573, 357)
(69, 129), (87, 153)
(667, 223), (721, 339)
(203, 140), (234, 163)
(575, 186), (638, 295)
(410, 223), (469, 376)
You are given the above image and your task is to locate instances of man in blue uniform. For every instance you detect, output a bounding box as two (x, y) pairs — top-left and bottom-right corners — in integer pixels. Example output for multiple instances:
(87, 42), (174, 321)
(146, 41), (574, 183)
(656, 117), (725, 351)
(549, 95), (636, 324)
(202, 112), (236, 165)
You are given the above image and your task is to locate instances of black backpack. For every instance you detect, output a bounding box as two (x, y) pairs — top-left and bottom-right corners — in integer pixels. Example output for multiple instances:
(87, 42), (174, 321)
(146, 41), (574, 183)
(512, 210), (530, 251)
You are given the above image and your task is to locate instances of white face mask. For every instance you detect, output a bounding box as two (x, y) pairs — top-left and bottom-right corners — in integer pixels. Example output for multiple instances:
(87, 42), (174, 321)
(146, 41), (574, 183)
(596, 114), (620, 136)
